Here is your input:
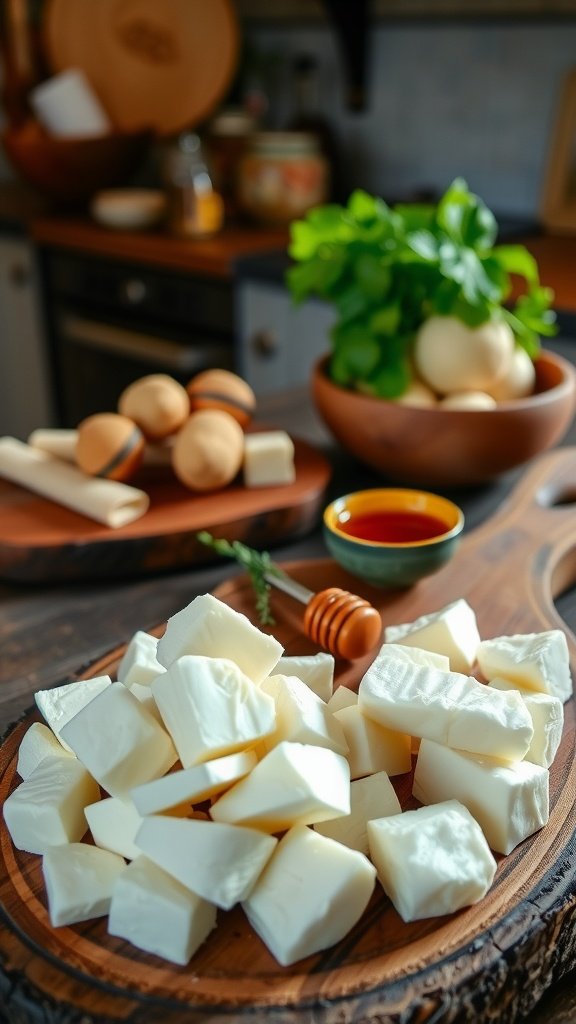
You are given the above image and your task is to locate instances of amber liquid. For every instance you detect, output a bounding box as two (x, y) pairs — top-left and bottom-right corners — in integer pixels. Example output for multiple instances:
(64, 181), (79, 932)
(338, 510), (448, 543)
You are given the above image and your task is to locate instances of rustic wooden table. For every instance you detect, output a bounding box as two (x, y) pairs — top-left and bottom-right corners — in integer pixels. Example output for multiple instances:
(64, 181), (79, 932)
(1, 343), (575, 1023)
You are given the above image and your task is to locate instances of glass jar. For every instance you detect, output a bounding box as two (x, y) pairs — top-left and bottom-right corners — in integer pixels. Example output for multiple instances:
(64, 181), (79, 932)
(237, 131), (329, 226)
(163, 131), (224, 238)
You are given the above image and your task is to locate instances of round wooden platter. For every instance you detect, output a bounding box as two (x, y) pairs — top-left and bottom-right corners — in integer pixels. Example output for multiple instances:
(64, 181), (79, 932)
(1, 448), (576, 1023)
(0, 437), (331, 583)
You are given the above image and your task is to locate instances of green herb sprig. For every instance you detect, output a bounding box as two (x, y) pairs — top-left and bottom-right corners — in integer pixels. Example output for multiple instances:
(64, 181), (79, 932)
(197, 531), (284, 626)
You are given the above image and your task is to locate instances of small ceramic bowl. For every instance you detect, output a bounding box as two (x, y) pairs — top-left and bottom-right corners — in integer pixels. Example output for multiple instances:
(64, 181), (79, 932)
(323, 488), (464, 588)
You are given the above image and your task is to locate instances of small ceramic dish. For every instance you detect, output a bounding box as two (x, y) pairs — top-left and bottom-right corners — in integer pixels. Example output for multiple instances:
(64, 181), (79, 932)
(90, 189), (167, 230)
(323, 488), (464, 588)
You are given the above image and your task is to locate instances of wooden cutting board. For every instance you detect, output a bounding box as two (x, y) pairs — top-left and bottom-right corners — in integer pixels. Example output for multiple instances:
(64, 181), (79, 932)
(0, 448), (575, 1023)
(0, 437), (331, 582)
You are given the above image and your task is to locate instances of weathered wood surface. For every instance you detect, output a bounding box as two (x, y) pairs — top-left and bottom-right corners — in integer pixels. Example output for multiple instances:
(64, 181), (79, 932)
(0, 447), (575, 1023)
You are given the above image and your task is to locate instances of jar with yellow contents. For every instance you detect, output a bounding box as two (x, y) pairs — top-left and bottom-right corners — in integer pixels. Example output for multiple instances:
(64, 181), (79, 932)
(163, 131), (224, 238)
(237, 131), (329, 226)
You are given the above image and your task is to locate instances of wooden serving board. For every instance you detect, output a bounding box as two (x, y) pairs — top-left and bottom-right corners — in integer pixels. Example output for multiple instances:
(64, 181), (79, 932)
(0, 437), (331, 582)
(1, 448), (576, 1024)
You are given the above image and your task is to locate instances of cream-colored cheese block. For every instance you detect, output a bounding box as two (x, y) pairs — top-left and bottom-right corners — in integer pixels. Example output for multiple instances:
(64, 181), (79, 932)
(260, 674), (348, 756)
(384, 599), (480, 673)
(85, 796), (144, 860)
(156, 593), (283, 683)
(210, 741), (350, 832)
(488, 678), (564, 769)
(274, 653), (335, 702)
(242, 825), (376, 966)
(314, 771), (401, 853)
(135, 815), (277, 910)
(3, 755), (99, 855)
(117, 630), (165, 688)
(35, 675), (111, 752)
(326, 686), (358, 714)
(243, 430), (295, 487)
(127, 681), (163, 723)
(108, 855), (217, 965)
(359, 654), (533, 761)
(60, 682), (177, 797)
(377, 642), (450, 671)
(130, 750), (258, 815)
(367, 800), (497, 921)
(17, 722), (75, 779)
(152, 656), (276, 768)
(333, 704), (411, 779)
(477, 630), (572, 703)
(42, 842), (126, 927)
(413, 738), (549, 854)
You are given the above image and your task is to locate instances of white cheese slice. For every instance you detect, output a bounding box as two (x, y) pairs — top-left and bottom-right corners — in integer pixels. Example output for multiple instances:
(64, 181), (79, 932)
(326, 686), (358, 714)
(35, 675), (111, 752)
(413, 738), (549, 854)
(135, 815), (277, 910)
(359, 654), (533, 762)
(333, 704), (411, 778)
(152, 656), (276, 767)
(42, 842), (126, 927)
(384, 598), (480, 673)
(210, 740), (350, 832)
(488, 678), (564, 769)
(108, 854), (217, 965)
(367, 800), (497, 921)
(243, 430), (295, 487)
(274, 653), (335, 702)
(242, 825), (376, 966)
(117, 629), (165, 688)
(84, 796), (144, 860)
(16, 722), (75, 779)
(156, 592), (283, 683)
(130, 750), (258, 816)
(260, 673), (348, 756)
(377, 643), (450, 670)
(314, 771), (401, 853)
(3, 755), (99, 855)
(477, 629), (572, 703)
(60, 682), (177, 798)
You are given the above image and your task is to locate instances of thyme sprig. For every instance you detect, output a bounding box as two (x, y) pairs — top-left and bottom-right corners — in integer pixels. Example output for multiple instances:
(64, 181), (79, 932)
(197, 531), (284, 625)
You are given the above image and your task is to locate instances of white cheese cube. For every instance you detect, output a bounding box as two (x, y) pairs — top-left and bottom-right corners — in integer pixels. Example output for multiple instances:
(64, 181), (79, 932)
(35, 675), (111, 752)
(42, 843), (126, 927)
(130, 750), (257, 816)
(135, 815), (277, 910)
(210, 741), (350, 832)
(359, 654), (533, 762)
(488, 678), (564, 769)
(384, 599), (480, 673)
(477, 630), (572, 703)
(243, 430), (295, 487)
(17, 722), (75, 779)
(156, 592), (283, 684)
(60, 682), (177, 798)
(127, 681), (163, 723)
(413, 738), (549, 854)
(3, 756), (99, 855)
(333, 704), (411, 779)
(367, 800), (497, 921)
(108, 855), (216, 965)
(117, 630), (164, 688)
(274, 653), (335, 702)
(326, 686), (358, 713)
(377, 643), (450, 671)
(260, 674), (348, 756)
(314, 771), (401, 853)
(242, 825), (376, 966)
(85, 796), (144, 860)
(152, 656), (276, 767)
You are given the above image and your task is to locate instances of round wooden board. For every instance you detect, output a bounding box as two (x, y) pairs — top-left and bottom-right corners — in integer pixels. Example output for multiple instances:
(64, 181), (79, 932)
(1, 448), (576, 1023)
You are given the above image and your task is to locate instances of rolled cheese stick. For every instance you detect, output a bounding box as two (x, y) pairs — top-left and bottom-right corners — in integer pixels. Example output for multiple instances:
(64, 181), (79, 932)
(0, 436), (149, 528)
(28, 428), (77, 461)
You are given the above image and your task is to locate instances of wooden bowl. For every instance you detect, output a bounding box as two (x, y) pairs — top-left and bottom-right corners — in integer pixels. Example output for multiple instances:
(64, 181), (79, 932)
(1, 120), (152, 205)
(312, 350), (576, 487)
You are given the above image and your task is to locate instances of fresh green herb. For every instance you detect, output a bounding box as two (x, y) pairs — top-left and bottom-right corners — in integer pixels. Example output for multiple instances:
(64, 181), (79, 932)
(286, 177), (556, 397)
(197, 531), (284, 626)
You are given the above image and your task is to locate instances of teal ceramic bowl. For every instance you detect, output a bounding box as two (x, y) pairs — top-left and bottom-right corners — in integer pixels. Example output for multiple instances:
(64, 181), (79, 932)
(323, 488), (464, 588)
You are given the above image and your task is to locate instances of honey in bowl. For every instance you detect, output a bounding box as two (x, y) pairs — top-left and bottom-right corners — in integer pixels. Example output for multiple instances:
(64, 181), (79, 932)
(337, 509), (450, 545)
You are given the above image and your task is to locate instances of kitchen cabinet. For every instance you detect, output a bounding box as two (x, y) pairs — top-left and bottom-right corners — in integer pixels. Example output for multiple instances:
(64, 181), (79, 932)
(0, 233), (55, 439)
